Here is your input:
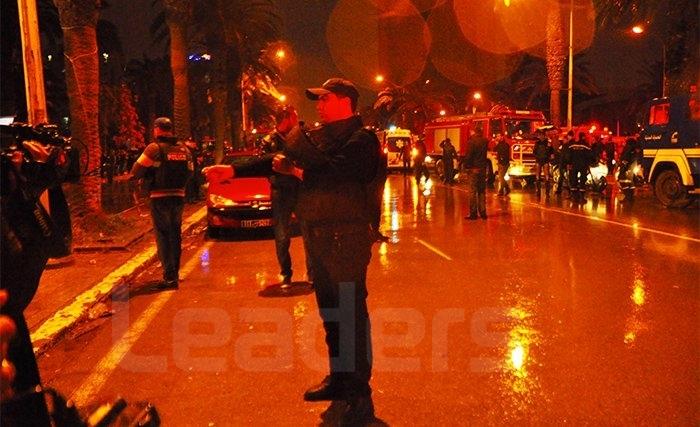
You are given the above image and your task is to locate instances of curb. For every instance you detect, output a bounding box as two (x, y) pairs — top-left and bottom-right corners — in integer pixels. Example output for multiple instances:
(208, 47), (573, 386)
(31, 206), (207, 356)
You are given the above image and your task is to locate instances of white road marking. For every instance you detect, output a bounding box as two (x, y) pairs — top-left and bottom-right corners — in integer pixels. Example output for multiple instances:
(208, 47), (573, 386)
(416, 238), (453, 261)
(70, 242), (213, 407)
(31, 207), (207, 350)
(447, 185), (700, 244)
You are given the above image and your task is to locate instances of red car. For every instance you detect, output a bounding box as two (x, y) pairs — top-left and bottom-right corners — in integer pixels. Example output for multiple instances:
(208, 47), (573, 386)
(206, 151), (273, 236)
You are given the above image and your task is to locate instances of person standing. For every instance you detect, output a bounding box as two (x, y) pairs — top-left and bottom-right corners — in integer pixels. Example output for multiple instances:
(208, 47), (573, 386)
(565, 132), (593, 204)
(555, 130), (574, 195)
(464, 128), (489, 219)
(131, 117), (193, 289)
(265, 106), (313, 289)
(604, 137), (616, 175)
(440, 137), (457, 185)
(204, 78), (379, 424)
(494, 134), (511, 196)
(413, 137), (430, 184)
(533, 131), (553, 198)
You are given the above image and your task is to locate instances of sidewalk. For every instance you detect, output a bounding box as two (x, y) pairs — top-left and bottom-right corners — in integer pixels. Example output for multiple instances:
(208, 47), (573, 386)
(27, 178), (207, 355)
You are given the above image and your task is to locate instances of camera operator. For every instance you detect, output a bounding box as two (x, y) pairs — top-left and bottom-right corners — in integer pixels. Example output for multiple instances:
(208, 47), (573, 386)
(1, 127), (72, 423)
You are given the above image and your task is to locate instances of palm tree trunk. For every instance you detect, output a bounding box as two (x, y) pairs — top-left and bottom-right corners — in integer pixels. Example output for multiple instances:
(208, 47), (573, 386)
(168, 23), (191, 139)
(63, 25), (101, 212)
(546, 7), (566, 127)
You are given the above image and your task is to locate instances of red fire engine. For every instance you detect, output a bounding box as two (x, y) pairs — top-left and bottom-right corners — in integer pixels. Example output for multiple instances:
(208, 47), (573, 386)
(423, 105), (546, 185)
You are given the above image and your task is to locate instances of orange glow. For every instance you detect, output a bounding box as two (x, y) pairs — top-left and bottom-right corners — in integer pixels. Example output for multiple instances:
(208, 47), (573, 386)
(278, 94), (287, 102)
(375, 74), (385, 83)
(473, 92), (482, 100)
(631, 25), (644, 34)
(439, 110), (446, 116)
(275, 49), (286, 59)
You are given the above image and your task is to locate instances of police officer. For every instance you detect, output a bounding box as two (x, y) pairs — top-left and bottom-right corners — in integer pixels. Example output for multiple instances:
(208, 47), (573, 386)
(564, 132), (594, 203)
(533, 130), (553, 198)
(204, 78), (379, 424)
(131, 117), (193, 289)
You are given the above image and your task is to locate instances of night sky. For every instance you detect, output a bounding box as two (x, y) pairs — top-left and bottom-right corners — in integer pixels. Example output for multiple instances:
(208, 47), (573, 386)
(100, 0), (659, 124)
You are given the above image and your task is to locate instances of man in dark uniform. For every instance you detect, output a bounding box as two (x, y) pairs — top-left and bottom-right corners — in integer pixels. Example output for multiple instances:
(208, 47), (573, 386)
(413, 137), (430, 183)
(617, 137), (642, 191)
(440, 137), (457, 185)
(555, 130), (574, 195)
(204, 78), (379, 424)
(564, 132), (593, 204)
(604, 136), (616, 175)
(494, 134), (510, 196)
(131, 117), (193, 289)
(464, 128), (489, 219)
(533, 130), (553, 198)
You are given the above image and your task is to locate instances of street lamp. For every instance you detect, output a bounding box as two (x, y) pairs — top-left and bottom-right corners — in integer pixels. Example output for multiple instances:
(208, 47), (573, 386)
(472, 91), (482, 113)
(630, 25), (667, 98)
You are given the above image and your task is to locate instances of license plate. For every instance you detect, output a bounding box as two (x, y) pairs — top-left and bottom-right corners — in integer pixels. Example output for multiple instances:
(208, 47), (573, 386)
(240, 219), (272, 228)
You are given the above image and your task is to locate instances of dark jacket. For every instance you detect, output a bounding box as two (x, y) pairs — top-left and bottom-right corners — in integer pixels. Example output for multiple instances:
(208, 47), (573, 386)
(236, 116), (381, 225)
(564, 142), (593, 170)
(533, 137), (552, 163)
(463, 134), (489, 170)
(495, 140), (510, 166)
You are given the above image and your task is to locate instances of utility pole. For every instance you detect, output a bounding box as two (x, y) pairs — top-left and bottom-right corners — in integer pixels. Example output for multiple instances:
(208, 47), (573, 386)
(17, 0), (48, 124)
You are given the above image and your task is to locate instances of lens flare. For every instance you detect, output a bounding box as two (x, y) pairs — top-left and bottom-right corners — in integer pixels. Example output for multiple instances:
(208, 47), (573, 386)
(327, 0), (430, 89)
(428, 3), (521, 86)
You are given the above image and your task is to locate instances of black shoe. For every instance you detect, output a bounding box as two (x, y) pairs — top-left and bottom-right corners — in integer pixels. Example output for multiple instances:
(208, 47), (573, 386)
(155, 279), (178, 290)
(304, 376), (346, 402)
(480, 214), (487, 219)
(280, 276), (292, 290)
(465, 215), (478, 220)
(341, 396), (375, 426)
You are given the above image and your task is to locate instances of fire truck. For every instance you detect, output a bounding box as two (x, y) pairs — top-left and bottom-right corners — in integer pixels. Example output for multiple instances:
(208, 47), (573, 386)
(423, 106), (546, 185)
(638, 90), (700, 208)
(376, 127), (415, 171)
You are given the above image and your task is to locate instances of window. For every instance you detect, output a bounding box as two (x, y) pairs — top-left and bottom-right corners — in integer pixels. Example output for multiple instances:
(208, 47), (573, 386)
(489, 118), (503, 137)
(648, 103), (670, 125)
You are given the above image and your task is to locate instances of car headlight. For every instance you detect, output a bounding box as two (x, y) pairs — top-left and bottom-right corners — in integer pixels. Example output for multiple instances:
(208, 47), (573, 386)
(425, 155), (433, 163)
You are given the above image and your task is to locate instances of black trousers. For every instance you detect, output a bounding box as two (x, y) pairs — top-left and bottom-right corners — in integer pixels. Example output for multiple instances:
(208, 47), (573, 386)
(306, 223), (373, 397)
(150, 197), (185, 282)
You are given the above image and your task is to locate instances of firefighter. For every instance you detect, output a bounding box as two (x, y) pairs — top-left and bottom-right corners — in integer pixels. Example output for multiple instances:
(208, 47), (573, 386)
(564, 132), (594, 203)
(495, 134), (510, 196)
(617, 137), (642, 191)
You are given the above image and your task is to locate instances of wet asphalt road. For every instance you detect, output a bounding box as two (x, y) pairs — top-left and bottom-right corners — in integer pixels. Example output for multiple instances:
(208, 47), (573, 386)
(39, 175), (699, 425)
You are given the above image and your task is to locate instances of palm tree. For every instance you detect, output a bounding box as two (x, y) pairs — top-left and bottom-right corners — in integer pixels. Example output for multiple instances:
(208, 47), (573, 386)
(161, 0), (192, 139)
(372, 83), (456, 134)
(545, 4), (566, 127)
(53, 0), (101, 212)
(209, 0), (281, 159)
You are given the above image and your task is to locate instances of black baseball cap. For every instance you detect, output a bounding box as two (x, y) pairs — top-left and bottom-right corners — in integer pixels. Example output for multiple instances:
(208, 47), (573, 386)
(305, 78), (360, 102)
(154, 117), (173, 131)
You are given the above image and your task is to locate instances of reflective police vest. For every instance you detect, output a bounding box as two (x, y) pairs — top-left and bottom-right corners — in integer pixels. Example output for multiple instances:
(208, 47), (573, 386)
(150, 142), (192, 198)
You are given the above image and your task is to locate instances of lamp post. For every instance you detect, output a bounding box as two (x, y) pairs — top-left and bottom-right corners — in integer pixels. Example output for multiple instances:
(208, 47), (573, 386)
(631, 25), (667, 98)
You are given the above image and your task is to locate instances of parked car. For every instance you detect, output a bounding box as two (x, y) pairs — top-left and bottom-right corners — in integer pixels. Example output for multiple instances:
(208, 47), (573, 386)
(205, 151), (273, 236)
